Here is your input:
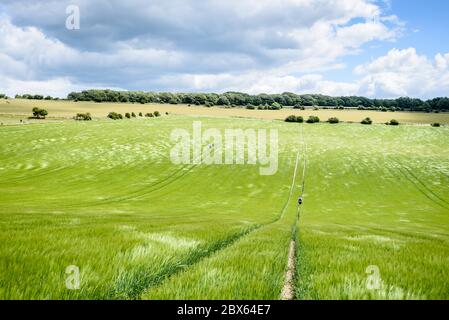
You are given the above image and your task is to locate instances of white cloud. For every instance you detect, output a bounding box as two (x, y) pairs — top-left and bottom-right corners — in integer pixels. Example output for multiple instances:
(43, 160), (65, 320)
(155, 48), (449, 99)
(0, 0), (410, 97)
(355, 48), (449, 97)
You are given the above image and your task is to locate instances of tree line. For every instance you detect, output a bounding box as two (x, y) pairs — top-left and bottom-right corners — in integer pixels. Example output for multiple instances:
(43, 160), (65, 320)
(15, 94), (60, 100)
(65, 90), (449, 112)
(10, 89), (449, 112)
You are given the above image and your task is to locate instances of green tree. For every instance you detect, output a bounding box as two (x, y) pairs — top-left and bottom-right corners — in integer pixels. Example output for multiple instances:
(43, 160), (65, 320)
(32, 107), (48, 119)
(270, 102), (282, 110)
(217, 96), (230, 106)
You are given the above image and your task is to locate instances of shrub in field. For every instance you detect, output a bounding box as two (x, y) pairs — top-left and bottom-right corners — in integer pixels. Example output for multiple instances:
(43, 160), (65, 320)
(327, 117), (339, 124)
(205, 102), (213, 108)
(165, 112), (169, 115)
(431, 123), (441, 127)
(270, 102), (282, 110)
(131, 112), (136, 118)
(313, 106), (319, 111)
(75, 113), (92, 121)
(285, 115), (304, 123)
(306, 115), (320, 123)
(31, 107), (48, 119)
(107, 112), (121, 120)
(125, 113), (131, 119)
(139, 112), (143, 117)
(285, 115), (296, 122)
(361, 117), (373, 125)
(388, 119), (399, 126)
(246, 104), (255, 110)
(154, 111), (161, 117)
(145, 113), (154, 117)
(31, 107), (39, 118)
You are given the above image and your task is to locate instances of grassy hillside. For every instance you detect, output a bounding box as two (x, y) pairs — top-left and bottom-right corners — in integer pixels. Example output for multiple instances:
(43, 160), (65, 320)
(296, 124), (449, 299)
(0, 115), (447, 299)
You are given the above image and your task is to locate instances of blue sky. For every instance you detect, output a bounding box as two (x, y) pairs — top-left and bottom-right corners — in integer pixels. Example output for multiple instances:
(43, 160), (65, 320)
(391, 0), (449, 55)
(0, 0), (448, 98)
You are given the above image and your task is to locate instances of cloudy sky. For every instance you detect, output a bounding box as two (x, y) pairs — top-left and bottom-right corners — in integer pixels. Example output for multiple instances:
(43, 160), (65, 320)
(0, 0), (448, 98)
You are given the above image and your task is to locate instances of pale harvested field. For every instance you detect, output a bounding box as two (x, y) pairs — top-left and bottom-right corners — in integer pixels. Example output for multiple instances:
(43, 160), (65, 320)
(1, 98), (448, 124)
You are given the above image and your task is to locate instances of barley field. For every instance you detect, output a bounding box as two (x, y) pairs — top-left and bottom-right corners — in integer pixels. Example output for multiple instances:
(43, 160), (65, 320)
(0, 110), (448, 299)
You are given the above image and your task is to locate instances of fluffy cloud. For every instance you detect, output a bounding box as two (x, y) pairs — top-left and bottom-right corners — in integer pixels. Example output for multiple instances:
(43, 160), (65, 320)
(154, 48), (449, 98)
(0, 0), (411, 97)
(355, 48), (449, 97)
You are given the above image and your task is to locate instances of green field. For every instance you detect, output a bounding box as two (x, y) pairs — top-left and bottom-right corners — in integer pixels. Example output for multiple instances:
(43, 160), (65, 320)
(0, 115), (448, 299)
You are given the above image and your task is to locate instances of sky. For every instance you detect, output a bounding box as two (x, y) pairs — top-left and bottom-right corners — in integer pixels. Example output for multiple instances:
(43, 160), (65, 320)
(0, 0), (448, 98)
